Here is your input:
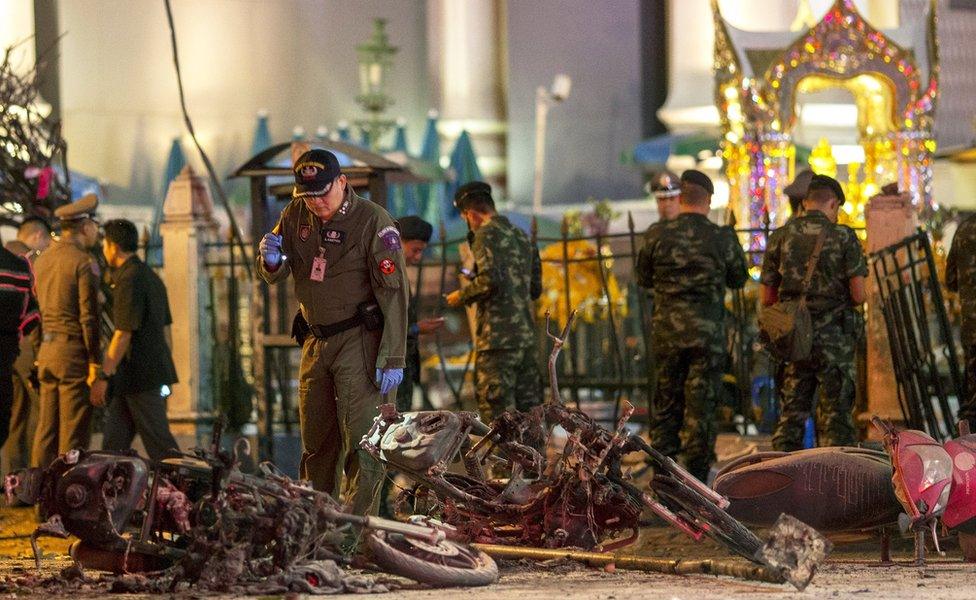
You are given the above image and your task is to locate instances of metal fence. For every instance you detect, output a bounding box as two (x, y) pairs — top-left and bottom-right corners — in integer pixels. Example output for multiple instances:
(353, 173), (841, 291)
(869, 229), (964, 439)
(140, 216), (964, 463)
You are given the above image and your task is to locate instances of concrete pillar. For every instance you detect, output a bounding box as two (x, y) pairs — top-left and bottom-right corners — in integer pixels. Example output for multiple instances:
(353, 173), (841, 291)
(864, 191), (917, 431)
(426, 0), (507, 189)
(160, 165), (218, 448)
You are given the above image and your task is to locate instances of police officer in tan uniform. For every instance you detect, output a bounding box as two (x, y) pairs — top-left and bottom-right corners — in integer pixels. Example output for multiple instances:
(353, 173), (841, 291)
(32, 194), (104, 469)
(257, 149), (408, 516)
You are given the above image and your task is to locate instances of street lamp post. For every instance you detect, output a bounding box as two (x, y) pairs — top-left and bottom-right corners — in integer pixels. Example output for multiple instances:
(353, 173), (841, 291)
(355, 19), (398, 150)
(532, 73), (572, 214)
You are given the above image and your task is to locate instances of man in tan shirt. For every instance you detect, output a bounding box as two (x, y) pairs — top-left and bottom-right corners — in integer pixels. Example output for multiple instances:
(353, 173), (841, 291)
(32, 194), (104, 469)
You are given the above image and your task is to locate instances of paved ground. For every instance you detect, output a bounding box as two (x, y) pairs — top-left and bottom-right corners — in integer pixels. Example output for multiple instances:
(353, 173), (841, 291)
(2, 506), (974, 599)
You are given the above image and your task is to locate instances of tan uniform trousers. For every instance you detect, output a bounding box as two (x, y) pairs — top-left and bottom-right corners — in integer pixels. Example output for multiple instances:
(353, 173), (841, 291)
(298, 325), (386, 516)
(32, 336), (92, 469)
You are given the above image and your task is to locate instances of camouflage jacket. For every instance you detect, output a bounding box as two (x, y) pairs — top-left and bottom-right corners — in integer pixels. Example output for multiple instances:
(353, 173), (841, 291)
(636, 213), (748, 351)
(947, 214), (976, 346)
(459, 215), (542, 351)
(760, 210), (867, 328)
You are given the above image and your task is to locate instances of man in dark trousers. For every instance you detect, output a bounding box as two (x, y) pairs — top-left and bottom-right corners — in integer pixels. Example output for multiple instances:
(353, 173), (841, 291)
(0, 235), (40, 452)
(445, 182), (543, 422)
(760, 175), (867, 450)
(258, 148), (408, 516)
(2, 217), (50, 474)
(98, 219), (180, 461)
(636, 170), (749, 481)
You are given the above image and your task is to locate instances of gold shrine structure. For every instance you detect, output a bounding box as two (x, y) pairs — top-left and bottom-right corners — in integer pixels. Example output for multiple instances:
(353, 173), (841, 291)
(712, 0), (939, 243)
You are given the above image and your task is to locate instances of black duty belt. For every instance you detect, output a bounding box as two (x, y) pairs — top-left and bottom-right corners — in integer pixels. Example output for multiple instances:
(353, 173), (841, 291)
(309, 314), (366, 340)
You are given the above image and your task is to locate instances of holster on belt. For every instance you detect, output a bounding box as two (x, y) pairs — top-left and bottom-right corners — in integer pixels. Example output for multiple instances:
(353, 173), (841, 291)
(308, 302), (383, 340)
(291, 311), (311, 346)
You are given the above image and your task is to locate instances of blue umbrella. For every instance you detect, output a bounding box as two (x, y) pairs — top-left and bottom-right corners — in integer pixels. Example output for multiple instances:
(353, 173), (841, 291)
(389, 120), (419, 217)
(251, 110), (273, 156)
(336, 121), (352, 143)
(149, 137), (187, 255)
(160, 137), (187, 197)
(418, 111), (441, 225)
(433, 130), (481, 237)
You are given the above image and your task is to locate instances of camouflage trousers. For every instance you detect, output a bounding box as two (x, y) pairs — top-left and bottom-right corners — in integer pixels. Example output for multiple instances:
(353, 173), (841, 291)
(772, 331), (856, 451)
(475, 346), (542, 424)
(650, 346), (723, 482)
(960, 344), (976, 428)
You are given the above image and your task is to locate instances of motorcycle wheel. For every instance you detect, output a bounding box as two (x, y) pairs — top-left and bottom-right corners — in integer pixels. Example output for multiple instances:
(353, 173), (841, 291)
(653, 475), (764, 561)
(367, 530), (498, 587)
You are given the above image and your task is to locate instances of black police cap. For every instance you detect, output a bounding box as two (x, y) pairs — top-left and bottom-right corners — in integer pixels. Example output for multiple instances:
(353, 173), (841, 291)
(680, 169), (714, 195)
(646, 170), (680, 198)
(398, 216), (433, 243)
(453, 181), (493, 210)
(807, 174), (846, 205)
(293, 149), (341, 198)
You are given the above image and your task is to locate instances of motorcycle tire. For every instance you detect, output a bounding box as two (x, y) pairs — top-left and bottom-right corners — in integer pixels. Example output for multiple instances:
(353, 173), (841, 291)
(367, 530), (498, 588)
(653, 475), (764, 561)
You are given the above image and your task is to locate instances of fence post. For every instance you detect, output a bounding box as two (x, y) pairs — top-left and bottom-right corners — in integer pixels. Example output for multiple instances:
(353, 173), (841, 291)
(864, 190), (917, 432)
(159, 165), (218, 449)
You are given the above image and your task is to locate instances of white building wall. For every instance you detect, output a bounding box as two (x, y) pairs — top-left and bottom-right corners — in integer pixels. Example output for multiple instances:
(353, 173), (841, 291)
(57, 0), (429, 206)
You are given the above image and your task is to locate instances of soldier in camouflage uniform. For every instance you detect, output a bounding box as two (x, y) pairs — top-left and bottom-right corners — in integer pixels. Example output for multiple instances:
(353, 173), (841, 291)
(445, 182), (543, 423)
(760, 174), (867, 451)
(947, 214), (976, 426)
(636, 170), (748, 481)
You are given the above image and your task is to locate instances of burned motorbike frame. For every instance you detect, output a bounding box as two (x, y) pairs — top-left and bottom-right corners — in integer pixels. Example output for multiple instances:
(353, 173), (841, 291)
(5, 429), (498, 591)
(363, 403), (646, 550)
(363, 310), (832, 591)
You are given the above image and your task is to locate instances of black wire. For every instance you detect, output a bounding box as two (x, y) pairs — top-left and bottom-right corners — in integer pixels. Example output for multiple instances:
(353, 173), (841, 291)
(162, 0), (252, 277)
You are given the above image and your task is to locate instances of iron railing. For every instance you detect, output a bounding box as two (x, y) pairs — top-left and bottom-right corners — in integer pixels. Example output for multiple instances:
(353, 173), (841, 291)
(869, 229), (964, 439)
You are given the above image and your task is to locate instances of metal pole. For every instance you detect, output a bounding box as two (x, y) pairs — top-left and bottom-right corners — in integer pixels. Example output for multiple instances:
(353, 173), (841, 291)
(560, 218), (580, 408)
(593, 230), (624, 423)
(470, 544), (787, 585)
(532, 87), (549, 215)
(628, 212), (655, 425)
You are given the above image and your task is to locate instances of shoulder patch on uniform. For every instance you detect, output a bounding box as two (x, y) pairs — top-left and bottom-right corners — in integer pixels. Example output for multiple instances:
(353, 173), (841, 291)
(379, 258), (396, 274)
(378, 225), (401, 251)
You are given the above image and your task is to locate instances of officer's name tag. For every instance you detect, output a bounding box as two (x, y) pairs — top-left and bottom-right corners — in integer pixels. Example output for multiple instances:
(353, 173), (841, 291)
(321, 228), (345, 244)
(310, 256), (327, 281)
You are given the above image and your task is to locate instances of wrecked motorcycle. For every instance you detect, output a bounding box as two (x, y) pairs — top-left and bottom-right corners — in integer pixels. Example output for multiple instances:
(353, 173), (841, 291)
(363, 311), (830, 589)
(4, 424), (497, 592)
(713, 446), (903, 533)
(873, 417), (976, 565)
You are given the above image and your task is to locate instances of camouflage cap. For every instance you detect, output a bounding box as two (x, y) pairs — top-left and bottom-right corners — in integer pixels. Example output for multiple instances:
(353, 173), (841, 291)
(53, 193), (99, 221)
